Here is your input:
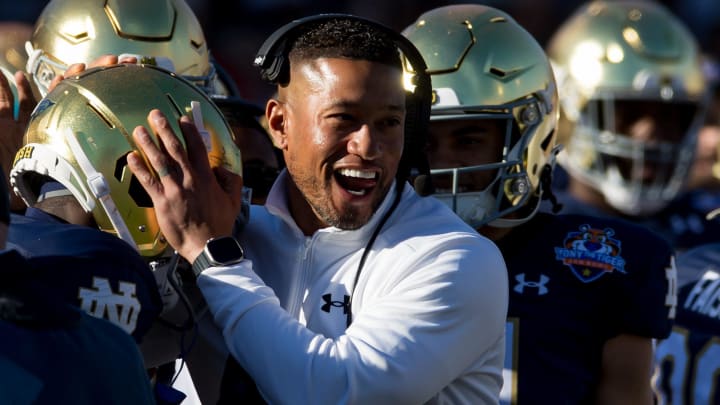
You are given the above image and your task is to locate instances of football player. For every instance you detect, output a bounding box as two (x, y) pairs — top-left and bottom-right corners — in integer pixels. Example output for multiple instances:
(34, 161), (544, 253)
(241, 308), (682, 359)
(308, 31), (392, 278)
(24, 0), (276, 208)
(25, 0), (217, 97)
(0, 162), (156, 403)
(9, 63), (243, 404)
(652, 107), (720, 404)
(404, 4), (677, 403)
(11, 1), (259, 401)
(546, 0), (716, 251)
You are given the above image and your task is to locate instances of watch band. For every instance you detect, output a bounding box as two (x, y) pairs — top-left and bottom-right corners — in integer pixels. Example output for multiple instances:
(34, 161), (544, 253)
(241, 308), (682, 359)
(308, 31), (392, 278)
(191, 236), (245, 277)
(191, 250), (212, 277)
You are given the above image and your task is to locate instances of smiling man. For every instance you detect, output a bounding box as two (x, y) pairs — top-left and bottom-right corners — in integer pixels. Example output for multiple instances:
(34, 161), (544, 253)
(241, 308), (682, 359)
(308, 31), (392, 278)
(125, 15), (509, 404)
(268, 57), (405, 232)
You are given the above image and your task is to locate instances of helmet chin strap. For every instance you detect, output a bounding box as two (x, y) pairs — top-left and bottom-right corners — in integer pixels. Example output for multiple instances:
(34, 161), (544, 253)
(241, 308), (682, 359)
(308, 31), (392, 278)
(190, 100), (212, 152)
(63, 127), (138, 251)
(24, 40), (65, 97)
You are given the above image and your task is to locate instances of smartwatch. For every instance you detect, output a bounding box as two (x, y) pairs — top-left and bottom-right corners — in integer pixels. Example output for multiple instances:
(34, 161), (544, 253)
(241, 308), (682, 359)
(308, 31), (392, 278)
(191, 236), (245, 277)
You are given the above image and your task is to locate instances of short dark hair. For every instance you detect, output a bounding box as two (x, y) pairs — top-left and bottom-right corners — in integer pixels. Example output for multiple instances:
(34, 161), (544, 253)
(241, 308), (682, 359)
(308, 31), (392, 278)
(288, 18), (402, 70)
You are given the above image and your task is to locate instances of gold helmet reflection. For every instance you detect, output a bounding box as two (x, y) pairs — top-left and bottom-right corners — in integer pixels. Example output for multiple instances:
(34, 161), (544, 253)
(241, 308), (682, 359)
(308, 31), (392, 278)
(10, 64), (242, 258)
(26, 0), (216, 97)
(548, 0), (708, 215)
(403, 4), (559, 228)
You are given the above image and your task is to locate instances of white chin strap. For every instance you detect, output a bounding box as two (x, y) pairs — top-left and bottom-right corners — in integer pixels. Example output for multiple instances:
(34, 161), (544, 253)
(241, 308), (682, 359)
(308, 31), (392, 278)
(63, 128), (138, 251)
(190, 100), (212, 152)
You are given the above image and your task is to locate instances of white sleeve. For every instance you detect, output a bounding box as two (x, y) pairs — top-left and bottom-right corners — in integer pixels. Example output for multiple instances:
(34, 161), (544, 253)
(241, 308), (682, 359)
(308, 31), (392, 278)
(197, 239), (508, 405)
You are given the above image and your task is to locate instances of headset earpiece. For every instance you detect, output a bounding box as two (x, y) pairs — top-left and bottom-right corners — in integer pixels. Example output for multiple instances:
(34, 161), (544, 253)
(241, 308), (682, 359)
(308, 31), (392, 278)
(253, 13), (432, 186)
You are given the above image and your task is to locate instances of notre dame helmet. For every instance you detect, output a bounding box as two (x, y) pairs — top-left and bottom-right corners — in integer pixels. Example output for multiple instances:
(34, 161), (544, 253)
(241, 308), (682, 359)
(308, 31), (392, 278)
(10, 63), (242, 259)
(403, 4), (559, 228)
(548, 1), (708, 216)
(25, 0), (216, 97)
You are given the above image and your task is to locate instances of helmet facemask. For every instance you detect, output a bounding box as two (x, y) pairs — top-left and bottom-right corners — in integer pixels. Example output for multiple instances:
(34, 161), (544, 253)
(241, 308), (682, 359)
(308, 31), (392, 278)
(403, 4), (560, 230)
(428, 96), (554, 228)
(548, 0), (709, 216)
(561, 94), (705, 216)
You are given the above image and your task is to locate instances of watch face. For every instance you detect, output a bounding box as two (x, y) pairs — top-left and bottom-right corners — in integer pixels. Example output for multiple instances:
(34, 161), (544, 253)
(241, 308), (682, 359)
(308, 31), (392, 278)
(207, 237), (244, 263)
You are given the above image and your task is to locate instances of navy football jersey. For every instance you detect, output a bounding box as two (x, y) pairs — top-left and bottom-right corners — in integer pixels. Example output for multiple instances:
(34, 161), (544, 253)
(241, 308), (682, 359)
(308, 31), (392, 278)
(653, 242), (720, 405)
(7, 208), (162, 342)
(0, 249), (155, 404)
(552, 188), (720, 252)
(497, 212), (676, 404)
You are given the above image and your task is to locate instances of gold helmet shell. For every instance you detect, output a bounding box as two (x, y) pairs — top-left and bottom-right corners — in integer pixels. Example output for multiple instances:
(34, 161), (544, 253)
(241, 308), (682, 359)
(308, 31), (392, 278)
(26, 0), (214, 96)
(548, 0), (708, 215)
(10, 64), (242, 258)
(403, 4), (559, 228)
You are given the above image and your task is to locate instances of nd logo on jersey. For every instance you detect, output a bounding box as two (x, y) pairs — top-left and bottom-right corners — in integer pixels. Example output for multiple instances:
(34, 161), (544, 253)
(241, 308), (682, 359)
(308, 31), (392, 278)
(78, 277), (141, 334)
(554, 224), (626, 283)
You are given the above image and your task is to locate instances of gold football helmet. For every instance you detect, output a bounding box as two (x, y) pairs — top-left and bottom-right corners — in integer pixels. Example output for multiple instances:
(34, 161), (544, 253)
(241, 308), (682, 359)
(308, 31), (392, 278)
(548, 0), (708, 215)
(26, 0), (216, 97)
(403, 4), (560, 228)
(10, 64), (242, 258)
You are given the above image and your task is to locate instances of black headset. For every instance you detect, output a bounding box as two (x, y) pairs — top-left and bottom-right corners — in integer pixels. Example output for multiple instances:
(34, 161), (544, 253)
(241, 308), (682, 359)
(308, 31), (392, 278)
(253, 13), (433, 187)
(253, 14), (434, 328)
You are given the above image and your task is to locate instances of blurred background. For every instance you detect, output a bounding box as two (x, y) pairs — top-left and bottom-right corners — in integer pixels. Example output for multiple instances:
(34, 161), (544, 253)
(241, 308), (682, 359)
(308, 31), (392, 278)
(0, 0), (718, 105)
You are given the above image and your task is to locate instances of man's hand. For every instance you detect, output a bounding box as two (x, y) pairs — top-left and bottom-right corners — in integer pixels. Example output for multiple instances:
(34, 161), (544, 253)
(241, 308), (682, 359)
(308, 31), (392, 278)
(48, 54), (139, 93)
(0, 70), (36, 211)
(127, 109), (244, 264)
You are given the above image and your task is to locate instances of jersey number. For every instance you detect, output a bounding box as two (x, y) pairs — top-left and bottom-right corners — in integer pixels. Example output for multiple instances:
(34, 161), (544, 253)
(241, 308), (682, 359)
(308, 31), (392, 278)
(653, 326), (720, 404)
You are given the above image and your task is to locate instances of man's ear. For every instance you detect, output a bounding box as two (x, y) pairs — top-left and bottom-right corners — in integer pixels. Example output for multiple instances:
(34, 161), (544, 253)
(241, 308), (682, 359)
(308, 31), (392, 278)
(266, 98), (287, 150)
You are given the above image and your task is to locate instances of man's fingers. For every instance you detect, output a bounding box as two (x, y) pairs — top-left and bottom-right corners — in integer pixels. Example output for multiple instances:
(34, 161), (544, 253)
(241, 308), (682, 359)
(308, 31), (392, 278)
(119, 55), (138, 64)
(49, 62), (85, 93)
(87, 54), (119, 69)
(48, 74), (65, 94)
(63, 63), (87, 77)
(128, 125), (168, 196)
(132, 121), (173, 181)
(148, 110), (192, 176)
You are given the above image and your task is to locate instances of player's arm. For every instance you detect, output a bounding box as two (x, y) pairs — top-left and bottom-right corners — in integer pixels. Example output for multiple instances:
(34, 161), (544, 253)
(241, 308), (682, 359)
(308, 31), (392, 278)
(595, 333), (654, 405)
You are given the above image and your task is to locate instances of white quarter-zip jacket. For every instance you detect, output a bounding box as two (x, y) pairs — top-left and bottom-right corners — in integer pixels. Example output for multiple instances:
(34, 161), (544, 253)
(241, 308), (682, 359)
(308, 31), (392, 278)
(198, 172), (509, 404)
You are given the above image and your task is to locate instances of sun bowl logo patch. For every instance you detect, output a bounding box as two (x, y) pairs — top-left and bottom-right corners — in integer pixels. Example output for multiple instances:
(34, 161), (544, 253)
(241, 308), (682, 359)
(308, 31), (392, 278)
(554, 224), (626, 283)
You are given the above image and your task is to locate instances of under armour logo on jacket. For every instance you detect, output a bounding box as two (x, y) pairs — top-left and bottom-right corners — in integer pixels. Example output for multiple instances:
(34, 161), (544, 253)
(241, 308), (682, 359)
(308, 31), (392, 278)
(513, 273), (550, 295)
(321, 294), (350, 314)
(78, 277), (141, 334)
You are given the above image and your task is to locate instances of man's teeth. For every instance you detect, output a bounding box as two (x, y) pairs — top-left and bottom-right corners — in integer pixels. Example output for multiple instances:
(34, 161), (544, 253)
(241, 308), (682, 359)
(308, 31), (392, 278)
(347, 189), (367, 196)
(338, 168), (376, 179)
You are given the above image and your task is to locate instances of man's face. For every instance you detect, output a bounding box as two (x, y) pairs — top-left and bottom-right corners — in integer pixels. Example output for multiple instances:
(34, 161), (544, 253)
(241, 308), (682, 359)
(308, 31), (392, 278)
(426, 118), (506, 193)
(277, 58), (405, 230)
(608, 99), (697, 184)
